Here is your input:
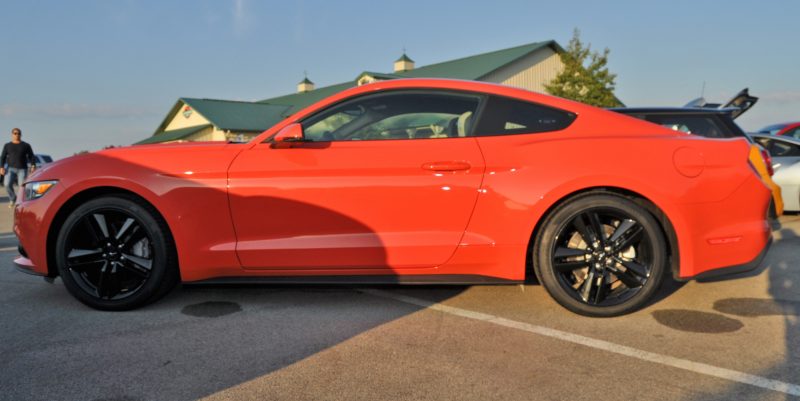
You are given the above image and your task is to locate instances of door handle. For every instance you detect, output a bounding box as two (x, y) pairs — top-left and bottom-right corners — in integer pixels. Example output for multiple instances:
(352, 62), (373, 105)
(422, 161), (472, 172)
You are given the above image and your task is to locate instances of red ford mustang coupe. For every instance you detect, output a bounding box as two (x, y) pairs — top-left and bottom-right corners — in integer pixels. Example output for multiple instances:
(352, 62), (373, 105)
(14, 79), (772, 316)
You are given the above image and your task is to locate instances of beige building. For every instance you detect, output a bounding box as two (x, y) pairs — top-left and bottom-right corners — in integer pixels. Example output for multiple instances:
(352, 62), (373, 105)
(139, 40), (567, 144)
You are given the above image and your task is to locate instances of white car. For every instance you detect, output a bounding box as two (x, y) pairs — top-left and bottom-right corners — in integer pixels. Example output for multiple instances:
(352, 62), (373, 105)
(34, 154), (53, 165)
(751, 134), (800, 212)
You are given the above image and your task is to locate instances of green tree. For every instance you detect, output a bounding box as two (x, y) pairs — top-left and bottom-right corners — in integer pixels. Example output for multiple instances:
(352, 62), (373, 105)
(545, 29), (622, 107)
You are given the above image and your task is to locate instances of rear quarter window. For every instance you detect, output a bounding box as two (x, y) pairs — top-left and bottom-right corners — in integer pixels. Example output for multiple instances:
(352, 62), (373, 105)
(473, 96), (576, 136)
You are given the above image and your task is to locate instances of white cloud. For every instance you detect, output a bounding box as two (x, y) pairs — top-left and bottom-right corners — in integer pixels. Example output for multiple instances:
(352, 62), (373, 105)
(232, 0), (249, 36)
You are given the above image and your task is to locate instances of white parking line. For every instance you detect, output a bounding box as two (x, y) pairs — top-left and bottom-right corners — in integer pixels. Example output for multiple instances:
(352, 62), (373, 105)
(0, 246), (17, 252)
(362, 289), (800, 397)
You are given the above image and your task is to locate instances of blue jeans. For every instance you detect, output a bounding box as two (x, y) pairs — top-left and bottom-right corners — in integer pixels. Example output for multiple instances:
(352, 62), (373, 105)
(5, 167), (28, 204)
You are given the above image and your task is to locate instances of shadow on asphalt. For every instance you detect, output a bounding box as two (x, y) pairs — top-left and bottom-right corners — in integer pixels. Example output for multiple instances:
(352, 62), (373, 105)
(0, 273), (467, 401)
(689, 224), (800, 400)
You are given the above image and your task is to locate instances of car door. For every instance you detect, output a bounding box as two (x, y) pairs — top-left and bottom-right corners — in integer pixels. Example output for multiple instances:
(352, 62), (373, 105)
(227, 90), (485, 270)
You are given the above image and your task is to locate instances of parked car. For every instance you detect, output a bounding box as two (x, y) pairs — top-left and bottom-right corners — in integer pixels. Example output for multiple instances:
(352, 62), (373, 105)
(34, 154), (53, 165)
(750, 133), (800, 212)
(13, 79), (771, 317)
(0, 154), (54, 185)
(757, 122), (800, 139)
(611, 89), (784, 217)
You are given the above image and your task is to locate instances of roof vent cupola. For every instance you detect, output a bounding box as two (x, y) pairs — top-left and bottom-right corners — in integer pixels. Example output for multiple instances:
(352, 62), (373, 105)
(297, 73), (315, 93)
(394, 52), (415, 72)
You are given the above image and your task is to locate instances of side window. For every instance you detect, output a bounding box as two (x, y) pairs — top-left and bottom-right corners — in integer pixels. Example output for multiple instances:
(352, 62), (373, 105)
(785, 127), (800, 140)
(769, 140), (800, 157)
(754, 137), (772, 149)
(472, 96), (576, 136)
(304, 106), (361, 141)
(302, 92), (480, 141)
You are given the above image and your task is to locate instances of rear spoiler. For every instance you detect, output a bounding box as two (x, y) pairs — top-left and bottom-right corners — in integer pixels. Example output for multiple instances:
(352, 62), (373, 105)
(683, 88), (758, 120)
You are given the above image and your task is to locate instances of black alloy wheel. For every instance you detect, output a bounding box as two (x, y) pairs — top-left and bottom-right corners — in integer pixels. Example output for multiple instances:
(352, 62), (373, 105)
(534, 193), (667, 317)
(55, 196), (177, 310)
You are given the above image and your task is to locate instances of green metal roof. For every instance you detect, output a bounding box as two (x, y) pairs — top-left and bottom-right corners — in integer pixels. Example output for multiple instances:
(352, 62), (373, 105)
(257, 40), (561, 114)
(135, 124), (211, 144)
(181, 98), (292, 131)
(397, 41), (558, 80)
(258, 81), (355, 116)
(357, 71), (405, 81)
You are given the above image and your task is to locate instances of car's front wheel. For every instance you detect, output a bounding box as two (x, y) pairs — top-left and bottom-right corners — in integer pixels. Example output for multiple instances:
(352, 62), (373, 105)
(534, 193), (667, 317)
(55, 195), (177, 310)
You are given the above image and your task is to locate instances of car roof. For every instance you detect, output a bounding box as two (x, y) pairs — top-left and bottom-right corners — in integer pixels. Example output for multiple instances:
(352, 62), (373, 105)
(609, 107), (739, 116)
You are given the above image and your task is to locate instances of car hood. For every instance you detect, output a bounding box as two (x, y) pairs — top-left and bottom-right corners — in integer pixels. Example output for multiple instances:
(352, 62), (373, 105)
(28, 142), (246, 184)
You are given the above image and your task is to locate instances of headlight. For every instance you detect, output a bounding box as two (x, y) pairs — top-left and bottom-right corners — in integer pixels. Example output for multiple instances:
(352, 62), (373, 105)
(23, 180), (58, 201)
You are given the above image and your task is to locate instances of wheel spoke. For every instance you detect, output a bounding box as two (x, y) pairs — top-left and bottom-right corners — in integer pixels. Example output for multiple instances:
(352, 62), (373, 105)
(82, 217), (104, 245)
(121, 253), (152, 271)
(593, 272), (608, 304)
(554, 260), (590, 272)
(92, 213), (110, 239)
(121, 225), (145, 248)
(616, 258), (648, 278)
(608, 219), (637, 243)
(613, 267), (644, 289)
(580, 269), (596, 302)
(613, 225), (644, 252)
(114, 218), (135, 241)
(104, 263), (122, 299)
(572, 213), (598, 245)
(95, 261), (110, 298)
(588, 212), (606, 246)
(554, 247), (590, 258)
(67, 248), (105, 271)
(119, 259), (150, 278)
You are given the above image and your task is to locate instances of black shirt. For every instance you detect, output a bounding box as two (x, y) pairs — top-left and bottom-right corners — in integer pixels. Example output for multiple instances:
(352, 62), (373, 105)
(0, 141), (36, 169)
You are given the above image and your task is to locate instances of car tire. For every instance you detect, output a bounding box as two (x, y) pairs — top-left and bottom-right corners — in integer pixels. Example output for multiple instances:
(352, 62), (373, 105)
(534, 192), (666, 317)
(55, 195), (178, 310)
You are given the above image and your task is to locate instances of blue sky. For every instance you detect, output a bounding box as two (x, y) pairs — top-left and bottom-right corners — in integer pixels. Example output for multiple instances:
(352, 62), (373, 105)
(1, 0), (798, 159)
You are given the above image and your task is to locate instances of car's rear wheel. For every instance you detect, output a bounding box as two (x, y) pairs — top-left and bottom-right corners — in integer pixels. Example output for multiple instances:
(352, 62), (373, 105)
(55, 196), (177, 310)
(534, 193), (666, 317)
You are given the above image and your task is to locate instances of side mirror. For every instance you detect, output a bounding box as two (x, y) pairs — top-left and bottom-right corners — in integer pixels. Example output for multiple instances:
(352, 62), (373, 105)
(273, 123), (305, 143)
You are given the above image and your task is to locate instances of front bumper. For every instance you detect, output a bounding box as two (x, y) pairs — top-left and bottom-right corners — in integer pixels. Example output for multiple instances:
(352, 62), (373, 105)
(14, 255), (44, 276)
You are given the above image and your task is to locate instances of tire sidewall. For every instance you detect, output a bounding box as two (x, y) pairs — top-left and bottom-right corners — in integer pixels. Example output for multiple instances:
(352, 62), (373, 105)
(55, 196), (171, 311)
(534, 194), (667, 317)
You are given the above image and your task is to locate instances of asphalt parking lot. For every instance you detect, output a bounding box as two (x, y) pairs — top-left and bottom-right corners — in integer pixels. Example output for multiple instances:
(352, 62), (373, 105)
(1, 205), (798, 401)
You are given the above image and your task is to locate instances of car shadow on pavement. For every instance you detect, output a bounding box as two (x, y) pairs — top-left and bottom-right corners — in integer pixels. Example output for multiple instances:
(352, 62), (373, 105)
(689, 224), (800, 401)
(0, 271), (467, 401)
(3, 151), (477, 401)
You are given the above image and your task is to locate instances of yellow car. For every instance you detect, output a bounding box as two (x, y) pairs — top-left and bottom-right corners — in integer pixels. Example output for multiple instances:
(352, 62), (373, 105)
(750, 143), (783, 217)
